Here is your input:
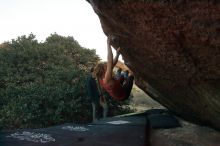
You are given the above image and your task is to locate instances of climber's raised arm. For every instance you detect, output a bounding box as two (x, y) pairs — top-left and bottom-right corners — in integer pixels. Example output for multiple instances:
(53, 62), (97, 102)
(104, 36), (113, 84)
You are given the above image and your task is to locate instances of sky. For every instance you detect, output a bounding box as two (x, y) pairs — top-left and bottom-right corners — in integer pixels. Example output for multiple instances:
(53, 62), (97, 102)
(0, 0), (112, 61)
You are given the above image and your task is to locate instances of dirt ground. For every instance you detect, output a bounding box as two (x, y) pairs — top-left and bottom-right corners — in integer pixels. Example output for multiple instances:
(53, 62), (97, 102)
(130, 85), (165, 111)
(130, 85), (220, 146)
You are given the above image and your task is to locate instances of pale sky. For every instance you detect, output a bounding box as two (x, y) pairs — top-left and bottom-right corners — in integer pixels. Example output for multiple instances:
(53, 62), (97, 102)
(0, 0), (113, 61)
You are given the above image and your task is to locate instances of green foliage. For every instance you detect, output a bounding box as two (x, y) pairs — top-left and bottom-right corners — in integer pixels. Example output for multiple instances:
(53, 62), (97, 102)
(106, 92), (135, 117)
(0, 34), (98, 129)
(0, 33), (134, 130)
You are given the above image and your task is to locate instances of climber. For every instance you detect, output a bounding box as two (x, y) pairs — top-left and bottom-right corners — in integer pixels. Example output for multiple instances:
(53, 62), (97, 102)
(94, 36), (134, 101)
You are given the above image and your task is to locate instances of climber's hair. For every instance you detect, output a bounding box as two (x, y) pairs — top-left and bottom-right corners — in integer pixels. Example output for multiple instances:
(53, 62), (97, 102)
(94, 62), (107, 79)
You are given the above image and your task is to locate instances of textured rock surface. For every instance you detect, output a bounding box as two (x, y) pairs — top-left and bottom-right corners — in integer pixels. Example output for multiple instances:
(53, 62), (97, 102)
(87, 0), (220, 130)
(151, 119), (220, 146)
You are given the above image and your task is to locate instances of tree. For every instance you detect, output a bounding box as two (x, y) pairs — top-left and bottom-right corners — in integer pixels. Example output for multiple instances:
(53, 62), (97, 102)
(0, 34), (99, 129)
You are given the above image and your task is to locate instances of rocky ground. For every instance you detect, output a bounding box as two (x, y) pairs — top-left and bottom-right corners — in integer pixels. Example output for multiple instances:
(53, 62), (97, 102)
(130, 84), (165, 111)
(130, 85), (220, 146)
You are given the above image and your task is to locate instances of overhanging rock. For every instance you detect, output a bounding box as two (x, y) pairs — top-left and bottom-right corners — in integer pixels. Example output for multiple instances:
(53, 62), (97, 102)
(87, 0), (220, 130)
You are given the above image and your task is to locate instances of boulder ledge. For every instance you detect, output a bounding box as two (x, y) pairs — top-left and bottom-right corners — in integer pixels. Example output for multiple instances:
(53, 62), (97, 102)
(87, 0), (220, 130)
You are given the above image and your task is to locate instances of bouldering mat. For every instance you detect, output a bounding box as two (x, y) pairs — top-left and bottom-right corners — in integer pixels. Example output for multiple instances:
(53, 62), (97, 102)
(146, 109), (181, 129)
(0, 113), (149, 146)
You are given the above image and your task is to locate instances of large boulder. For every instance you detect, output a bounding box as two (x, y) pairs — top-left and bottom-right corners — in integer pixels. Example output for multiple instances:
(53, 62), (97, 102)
(87, 0), (220, 130)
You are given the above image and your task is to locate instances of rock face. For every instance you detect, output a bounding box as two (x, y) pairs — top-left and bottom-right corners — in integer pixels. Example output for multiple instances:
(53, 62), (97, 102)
(87, 0), (220, 130)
